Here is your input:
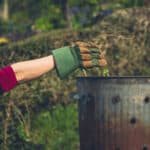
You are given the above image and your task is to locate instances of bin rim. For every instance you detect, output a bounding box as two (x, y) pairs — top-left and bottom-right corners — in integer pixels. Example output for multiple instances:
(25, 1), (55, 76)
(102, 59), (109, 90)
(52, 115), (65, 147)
(77, 76), (150, 79)
(76, 76), (150, 83)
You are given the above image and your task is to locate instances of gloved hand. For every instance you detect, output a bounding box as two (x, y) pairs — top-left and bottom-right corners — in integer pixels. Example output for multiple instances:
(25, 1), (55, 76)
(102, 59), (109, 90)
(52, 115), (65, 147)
(52, 41), (107, 79)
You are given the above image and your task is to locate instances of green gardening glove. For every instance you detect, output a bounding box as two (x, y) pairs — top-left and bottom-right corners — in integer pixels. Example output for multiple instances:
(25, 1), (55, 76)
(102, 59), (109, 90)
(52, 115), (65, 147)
(52, 42), (107, 79)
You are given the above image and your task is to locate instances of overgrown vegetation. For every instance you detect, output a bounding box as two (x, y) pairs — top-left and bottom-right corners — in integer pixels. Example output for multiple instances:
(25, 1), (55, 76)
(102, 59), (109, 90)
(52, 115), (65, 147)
(5, 103), (79, 150)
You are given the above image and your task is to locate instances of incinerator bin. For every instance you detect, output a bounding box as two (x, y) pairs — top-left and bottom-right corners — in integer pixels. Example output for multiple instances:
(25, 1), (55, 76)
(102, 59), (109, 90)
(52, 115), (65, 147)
(76, 77), (150, 150)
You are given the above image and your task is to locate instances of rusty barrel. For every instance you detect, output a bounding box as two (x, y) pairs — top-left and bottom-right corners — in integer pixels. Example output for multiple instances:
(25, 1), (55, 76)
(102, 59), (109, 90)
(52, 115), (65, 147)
(76, 77), (150, 150)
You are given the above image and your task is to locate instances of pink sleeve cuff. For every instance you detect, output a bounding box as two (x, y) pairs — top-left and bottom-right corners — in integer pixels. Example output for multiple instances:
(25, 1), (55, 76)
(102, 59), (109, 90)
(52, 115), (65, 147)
(0, 65), (18, 92)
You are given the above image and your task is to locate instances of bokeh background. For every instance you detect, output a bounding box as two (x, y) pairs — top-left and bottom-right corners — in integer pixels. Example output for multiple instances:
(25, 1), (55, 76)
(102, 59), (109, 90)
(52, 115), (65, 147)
(0, 0), (149, 149)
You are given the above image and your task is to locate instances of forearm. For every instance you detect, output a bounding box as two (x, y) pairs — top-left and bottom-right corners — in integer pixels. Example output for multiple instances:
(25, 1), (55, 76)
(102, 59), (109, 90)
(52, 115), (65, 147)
(0, 55), (55, 93)
(11, 55), (55, 83)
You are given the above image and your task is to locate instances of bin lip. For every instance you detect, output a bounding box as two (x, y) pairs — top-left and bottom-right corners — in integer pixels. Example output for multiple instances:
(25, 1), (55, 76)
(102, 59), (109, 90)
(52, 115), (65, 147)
(76, 76), (150, 84)
(77, 76), (150, 79)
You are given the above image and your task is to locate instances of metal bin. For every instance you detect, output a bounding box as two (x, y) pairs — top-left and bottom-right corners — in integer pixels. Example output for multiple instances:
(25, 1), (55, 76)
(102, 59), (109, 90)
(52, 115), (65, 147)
(77, 77), (150, 150)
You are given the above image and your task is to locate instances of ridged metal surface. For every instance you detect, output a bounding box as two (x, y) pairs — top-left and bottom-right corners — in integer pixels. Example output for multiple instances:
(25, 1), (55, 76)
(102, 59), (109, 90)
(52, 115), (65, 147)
(77, 77), (150, 150)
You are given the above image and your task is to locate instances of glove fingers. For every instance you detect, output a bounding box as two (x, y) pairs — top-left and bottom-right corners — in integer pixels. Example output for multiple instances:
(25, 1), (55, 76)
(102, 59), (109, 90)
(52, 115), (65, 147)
(74, 41), (107, 69)
(81, 53), (102, 60)
(79, 47), (90, 53)
(82, 58), (107, 68)
(80, 47), (100, 53)
(82, 61), (93, 68)
(80, 54), (91, 60)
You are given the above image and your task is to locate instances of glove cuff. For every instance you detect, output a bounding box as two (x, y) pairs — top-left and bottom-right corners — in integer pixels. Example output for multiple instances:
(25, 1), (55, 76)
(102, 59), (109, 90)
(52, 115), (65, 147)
(52, 46), (79, 79)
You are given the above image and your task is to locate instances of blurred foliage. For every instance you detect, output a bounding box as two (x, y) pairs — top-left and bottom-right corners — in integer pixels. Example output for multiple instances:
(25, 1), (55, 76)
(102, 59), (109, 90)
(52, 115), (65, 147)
(119, 0), (144, 8)
(0, 0), (145, 34)
(0, 0), (149, 149)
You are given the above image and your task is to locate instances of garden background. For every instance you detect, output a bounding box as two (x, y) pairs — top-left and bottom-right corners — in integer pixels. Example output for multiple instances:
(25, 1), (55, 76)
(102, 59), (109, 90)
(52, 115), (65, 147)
(0, 0), (149, 149)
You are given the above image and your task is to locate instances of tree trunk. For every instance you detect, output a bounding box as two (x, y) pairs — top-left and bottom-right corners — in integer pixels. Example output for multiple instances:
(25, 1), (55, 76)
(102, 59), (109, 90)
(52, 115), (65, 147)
(61, 0), (72, 29)
(3, 0), (9, 21)
(0, 1), (3, 19)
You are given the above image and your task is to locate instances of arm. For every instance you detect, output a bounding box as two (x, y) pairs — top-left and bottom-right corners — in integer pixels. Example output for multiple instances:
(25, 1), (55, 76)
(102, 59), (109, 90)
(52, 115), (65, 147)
(11, 55), (55, 82)
(0, 55), (55, 94)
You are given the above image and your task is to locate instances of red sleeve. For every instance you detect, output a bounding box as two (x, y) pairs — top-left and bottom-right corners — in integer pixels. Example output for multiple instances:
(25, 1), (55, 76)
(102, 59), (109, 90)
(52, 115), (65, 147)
(0, 65), (18, 93)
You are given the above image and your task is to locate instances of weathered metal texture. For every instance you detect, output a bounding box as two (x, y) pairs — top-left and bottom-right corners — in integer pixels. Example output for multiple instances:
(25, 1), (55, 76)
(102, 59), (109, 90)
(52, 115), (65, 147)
(77, 77), (150, 150)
